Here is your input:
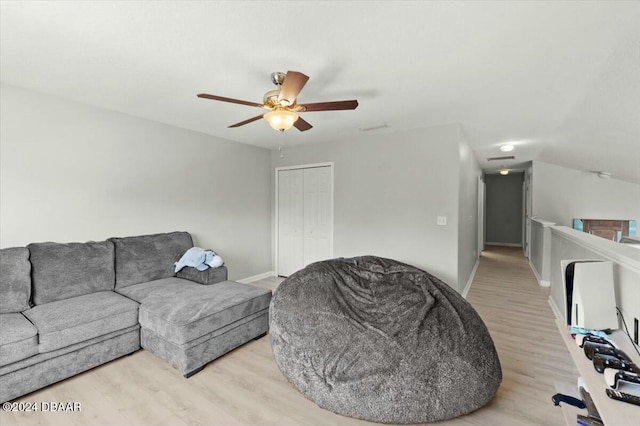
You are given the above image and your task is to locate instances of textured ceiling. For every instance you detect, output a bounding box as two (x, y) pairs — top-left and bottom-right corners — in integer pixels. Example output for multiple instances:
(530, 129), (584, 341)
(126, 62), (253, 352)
(1, 1), (639, 183)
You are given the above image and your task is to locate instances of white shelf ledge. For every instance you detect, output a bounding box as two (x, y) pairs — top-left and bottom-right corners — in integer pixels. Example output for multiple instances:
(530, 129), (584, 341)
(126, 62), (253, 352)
(556, 319), (640, 425)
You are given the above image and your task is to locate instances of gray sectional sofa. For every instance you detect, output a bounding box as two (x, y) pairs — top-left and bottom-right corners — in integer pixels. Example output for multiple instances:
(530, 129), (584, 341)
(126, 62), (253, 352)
(0, 231), (271, 402)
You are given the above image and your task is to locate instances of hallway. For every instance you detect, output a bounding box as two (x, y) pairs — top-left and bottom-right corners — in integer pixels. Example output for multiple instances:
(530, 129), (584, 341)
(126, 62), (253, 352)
(466, 245), (577, 425)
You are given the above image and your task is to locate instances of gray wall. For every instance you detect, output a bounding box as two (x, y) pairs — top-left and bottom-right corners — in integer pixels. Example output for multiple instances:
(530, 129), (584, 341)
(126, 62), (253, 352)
(485, 172), (523, 245)
(0, 84), (272, 280)
(532, 161), (640, 227)
(271, 125), (464, 290)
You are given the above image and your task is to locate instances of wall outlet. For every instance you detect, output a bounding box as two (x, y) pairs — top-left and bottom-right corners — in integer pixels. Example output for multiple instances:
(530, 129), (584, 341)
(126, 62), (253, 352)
(437, 216), (447, 226)
(634, 318), (638, 345)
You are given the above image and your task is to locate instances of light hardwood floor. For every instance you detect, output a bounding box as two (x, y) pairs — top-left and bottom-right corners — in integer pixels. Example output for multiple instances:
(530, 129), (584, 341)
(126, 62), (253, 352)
(1, 247), (577, 425)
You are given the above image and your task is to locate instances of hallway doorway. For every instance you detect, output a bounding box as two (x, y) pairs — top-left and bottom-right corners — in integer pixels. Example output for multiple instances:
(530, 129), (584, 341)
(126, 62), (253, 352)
(484, 172), (524, 247)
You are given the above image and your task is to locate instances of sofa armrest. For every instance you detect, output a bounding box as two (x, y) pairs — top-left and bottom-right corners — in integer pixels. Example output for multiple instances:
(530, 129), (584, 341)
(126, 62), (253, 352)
(176, 266), (228, 285)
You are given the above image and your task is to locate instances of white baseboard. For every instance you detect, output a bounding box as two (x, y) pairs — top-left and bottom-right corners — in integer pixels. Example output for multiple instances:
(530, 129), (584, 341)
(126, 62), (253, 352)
(548, 296), (563, 320)
(485, 242), (522, 247)
(237, 271), (276, 284)
(461, 258), (480, 299)
(528, 258), (550, 287)
(529, 258), (542, 282)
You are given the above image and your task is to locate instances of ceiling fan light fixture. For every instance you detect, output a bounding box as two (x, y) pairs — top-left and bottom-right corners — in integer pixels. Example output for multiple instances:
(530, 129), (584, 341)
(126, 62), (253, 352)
(198, 70), (357, 132)
(264, 110), (299, 132)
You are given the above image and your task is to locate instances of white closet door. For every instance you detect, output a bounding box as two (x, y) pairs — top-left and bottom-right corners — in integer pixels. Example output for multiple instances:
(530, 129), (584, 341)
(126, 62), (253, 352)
(277, 169), (304, 277)
(303, 168), (318, 265)
(278, 165), (333, 277)
(303, 166), (332, 266)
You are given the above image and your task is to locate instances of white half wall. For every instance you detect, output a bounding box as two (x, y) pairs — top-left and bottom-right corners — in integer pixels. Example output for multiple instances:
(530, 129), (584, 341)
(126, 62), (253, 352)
(532, 161), (640, 227)
(548, 226), (640, 330)
(529, 217), (555, 286)
(271, 125), (462, 290)
(0, 84), (272, 281)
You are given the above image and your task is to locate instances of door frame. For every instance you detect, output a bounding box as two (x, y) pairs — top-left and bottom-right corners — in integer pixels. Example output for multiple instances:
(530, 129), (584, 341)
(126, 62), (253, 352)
(275, 162), (334, 277)
(523, 169), (532, 258)
(478, 175), (485, 255)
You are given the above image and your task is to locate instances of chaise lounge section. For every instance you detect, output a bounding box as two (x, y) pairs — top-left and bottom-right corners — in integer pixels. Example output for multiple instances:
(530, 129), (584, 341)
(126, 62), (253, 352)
(0, 231), (271, 402)
(110, 232), (271, 377)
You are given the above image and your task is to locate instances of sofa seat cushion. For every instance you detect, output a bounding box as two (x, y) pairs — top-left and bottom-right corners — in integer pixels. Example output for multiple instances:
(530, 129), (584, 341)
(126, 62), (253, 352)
(116, 277), (196, 303)
(0, 313), (38, 367)
(121, 279), (271, 345)
(23, 291), (139, 353)
(0, 247), (32, 313)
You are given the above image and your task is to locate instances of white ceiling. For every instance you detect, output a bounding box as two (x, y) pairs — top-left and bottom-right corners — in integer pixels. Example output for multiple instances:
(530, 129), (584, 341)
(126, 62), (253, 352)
(1, 1), (639, 183)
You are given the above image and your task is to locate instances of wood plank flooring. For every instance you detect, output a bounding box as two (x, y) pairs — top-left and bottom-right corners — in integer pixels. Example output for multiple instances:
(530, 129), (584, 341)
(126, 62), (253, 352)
(1, 247), (577, 425)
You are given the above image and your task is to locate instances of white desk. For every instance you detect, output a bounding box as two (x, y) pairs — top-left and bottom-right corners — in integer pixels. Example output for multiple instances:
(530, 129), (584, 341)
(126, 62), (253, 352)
(556, 319), (640, 425)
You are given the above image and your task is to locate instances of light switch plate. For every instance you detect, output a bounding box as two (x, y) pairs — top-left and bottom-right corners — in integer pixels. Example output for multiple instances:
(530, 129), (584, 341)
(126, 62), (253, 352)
(437, 216), (447, 226)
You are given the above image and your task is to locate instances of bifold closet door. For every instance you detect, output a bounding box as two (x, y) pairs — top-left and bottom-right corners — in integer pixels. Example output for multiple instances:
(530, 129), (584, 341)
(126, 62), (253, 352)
(303, 167), (332, 267)
(277, 169), (304, 277)
(278, 166), (332, 277)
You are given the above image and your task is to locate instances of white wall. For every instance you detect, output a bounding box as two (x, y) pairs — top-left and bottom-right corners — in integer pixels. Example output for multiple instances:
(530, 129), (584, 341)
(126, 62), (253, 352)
(271, 125), (462, 290)
(0, 84), (272, 280)
(457, 129), (481, 293)
(532, 161), (640, 227)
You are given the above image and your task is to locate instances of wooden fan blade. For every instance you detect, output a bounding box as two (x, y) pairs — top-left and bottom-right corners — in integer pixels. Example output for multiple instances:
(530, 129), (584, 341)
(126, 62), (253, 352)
(228, 114), (264, 128)
(299, 100), (358, 112)
(278, 71), (309, 106)
(197, 93), (263, 108)
(294, 116), (313, 132)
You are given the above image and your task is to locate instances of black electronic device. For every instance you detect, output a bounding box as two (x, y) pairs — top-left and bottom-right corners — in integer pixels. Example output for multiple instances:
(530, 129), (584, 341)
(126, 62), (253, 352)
(584, 342), (623, 360)
(605, 389), (640, 406)
(565, 262), (576, 324)
(551, 393), (586, 409)
(575, 334), (613, 348)
(592, 353), (640, 374)
(605, 370), (640, 389)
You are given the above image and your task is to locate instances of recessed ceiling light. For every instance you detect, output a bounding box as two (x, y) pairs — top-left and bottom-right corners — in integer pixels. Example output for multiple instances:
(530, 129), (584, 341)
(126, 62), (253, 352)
(499, 169), (509, 175)
(500, 144), (514, 152)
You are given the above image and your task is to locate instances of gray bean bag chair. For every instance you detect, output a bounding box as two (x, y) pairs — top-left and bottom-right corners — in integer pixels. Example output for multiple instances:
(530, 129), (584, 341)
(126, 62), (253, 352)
(269, 256), (501, 423)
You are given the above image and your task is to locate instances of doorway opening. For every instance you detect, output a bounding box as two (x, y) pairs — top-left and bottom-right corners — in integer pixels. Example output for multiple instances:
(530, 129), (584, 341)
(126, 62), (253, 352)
(484, 172), (525, 248)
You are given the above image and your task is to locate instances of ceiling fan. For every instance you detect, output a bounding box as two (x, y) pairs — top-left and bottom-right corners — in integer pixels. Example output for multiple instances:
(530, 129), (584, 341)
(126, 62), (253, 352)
(197, 71), (358, 132)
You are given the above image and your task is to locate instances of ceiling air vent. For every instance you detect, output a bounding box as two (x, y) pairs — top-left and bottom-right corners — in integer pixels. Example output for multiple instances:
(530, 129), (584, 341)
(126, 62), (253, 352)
(359, 123), (390, 131)
(487, 155), (515, 161)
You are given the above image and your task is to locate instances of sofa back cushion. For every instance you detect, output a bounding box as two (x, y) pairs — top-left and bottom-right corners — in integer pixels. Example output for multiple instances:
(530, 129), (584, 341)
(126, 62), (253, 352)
(28, 240), (115, 305)
(110, 232), (193, 289)
(0, 247), (32, 313)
